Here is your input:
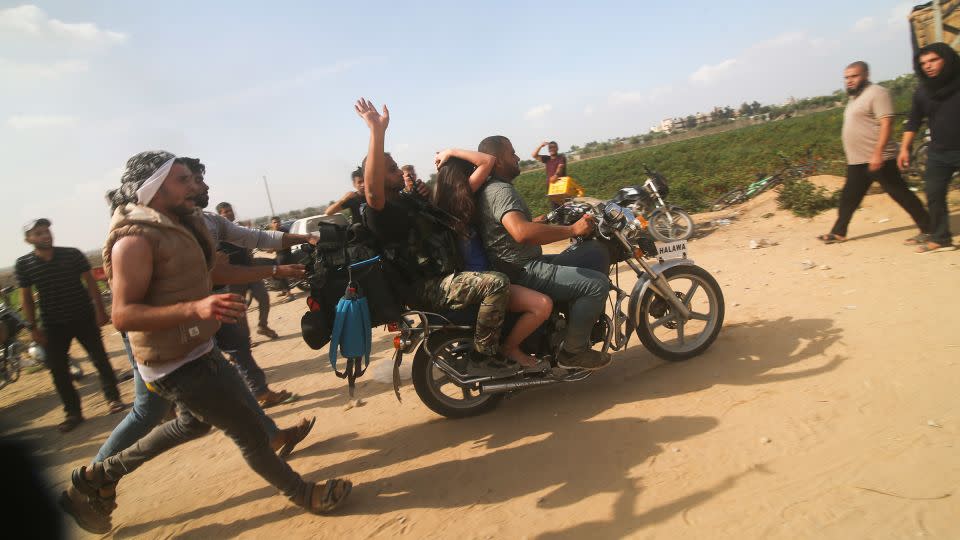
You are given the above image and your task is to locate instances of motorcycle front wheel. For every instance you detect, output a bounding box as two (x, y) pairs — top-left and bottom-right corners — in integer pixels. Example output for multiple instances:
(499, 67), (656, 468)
(635, 265), (724, 361)
(411, 329), (503, 419)
(648, 208), (695, 242)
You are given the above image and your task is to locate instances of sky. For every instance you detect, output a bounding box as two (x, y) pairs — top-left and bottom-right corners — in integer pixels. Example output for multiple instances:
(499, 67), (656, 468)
(1, 0), (919, 262)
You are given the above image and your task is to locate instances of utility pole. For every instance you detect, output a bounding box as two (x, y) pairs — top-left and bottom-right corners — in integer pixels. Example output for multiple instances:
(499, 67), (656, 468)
(262, 175), (276, 217)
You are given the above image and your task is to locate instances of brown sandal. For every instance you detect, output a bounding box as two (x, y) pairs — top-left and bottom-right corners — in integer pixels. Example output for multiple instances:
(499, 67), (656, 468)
(308, 479), (352, 514)
(258, 389), (297, 408)
(59, 465), (116, 533)
(278, 416), (316, 458)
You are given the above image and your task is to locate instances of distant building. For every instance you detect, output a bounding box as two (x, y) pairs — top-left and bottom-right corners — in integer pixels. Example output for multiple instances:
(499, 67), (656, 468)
(654, 117), (686, 133)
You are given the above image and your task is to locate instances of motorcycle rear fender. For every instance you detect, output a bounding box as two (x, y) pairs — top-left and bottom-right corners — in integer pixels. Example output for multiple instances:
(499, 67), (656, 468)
(624, 258), (696, 342)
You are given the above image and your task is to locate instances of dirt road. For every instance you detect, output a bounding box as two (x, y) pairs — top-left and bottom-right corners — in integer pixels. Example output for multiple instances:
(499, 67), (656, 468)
(2, 177), (958, 538)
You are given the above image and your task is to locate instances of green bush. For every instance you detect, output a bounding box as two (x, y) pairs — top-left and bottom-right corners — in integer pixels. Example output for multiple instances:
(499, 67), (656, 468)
(776, 179), (840, 217)
(511, 74), (915, 217)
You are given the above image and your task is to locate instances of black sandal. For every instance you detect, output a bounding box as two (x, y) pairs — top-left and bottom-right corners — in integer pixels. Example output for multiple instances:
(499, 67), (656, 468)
(817, 233), (846, 244)
(903, 233), (930, 245)
(57, 415), (84, 433)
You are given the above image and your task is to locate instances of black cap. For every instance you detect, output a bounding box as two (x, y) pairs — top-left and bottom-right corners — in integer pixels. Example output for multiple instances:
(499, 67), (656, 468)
(23, 218), (51, 235)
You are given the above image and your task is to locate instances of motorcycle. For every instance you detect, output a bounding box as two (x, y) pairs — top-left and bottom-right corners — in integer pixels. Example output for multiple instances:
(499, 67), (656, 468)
(0, 286), (29, 387)
(612, 165), (695, 242)
(389, 195), (724, 418)
(0, 286), (84, 386)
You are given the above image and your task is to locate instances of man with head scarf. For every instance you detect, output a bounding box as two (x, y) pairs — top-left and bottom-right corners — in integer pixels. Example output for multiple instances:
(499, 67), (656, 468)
(60, 151), (351, 534)
(898, 43), (960, 253)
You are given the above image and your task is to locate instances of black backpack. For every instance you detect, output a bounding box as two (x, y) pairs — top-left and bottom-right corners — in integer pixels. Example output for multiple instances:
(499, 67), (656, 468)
(301, 222), (404, 351)
(363, 192), (464, 284)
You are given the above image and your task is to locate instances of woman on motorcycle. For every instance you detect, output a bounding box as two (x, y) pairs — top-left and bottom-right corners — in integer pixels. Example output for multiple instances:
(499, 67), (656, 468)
(433, 150), (552, 372)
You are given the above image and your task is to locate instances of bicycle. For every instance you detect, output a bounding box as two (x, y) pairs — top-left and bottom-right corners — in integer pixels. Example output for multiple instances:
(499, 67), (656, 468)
(712, 147), (820, 211)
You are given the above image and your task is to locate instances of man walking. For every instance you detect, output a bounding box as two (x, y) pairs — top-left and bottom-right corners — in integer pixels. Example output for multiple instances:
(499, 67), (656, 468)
(15, 219), (124, 432)
(269, 216), (295, 299)
(818, 60), (930, 246)
(532, 140), (567, 209)
(898, 43), (960, 253)
(60, 151), (350, 533)
(216, 202), (279, 339)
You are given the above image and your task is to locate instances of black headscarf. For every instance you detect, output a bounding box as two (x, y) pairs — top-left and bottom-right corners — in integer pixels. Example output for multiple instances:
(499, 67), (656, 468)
(914, 42), (960, 99)
(106, 150), (176, 212)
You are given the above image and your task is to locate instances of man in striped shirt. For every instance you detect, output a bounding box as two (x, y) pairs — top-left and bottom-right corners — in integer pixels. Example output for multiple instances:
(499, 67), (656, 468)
(15, 219), (125, 433)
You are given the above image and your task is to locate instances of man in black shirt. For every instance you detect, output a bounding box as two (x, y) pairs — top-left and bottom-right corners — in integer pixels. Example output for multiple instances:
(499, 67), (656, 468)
(269, 217), (295, 300)
(898, 42), (960, 253)
(355, 99), (513, 372)
(15, 219), (124, 433)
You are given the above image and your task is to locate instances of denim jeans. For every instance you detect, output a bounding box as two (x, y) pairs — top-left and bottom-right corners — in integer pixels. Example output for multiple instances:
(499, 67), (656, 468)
(519, 241), (610, 352)
(923, 149), (960, 245)
(98, 351), (307, 501)
(93, 333), (278, 464)
(44, 319), (120, 417)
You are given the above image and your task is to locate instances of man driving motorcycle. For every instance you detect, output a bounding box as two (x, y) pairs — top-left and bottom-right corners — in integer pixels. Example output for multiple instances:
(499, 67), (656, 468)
(476, 136), (612, 370)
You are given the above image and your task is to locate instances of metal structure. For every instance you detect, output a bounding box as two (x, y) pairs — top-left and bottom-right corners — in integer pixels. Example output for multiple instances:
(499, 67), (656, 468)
(910, 1), (960, 52)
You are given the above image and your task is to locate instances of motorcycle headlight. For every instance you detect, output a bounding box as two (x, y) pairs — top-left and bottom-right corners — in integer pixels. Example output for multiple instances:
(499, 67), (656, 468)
(602, 203), (625, 224)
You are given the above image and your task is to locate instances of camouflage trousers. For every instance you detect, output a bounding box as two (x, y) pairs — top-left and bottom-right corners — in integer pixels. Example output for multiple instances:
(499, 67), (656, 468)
(413, 271), (510, 355)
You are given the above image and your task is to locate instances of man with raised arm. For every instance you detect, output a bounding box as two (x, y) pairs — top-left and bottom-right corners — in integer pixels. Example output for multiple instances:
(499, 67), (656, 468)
(532, 140), (567, 209)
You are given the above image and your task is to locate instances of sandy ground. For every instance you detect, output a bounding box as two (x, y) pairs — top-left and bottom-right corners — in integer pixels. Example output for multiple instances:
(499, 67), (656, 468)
(2, 176), (959, 539)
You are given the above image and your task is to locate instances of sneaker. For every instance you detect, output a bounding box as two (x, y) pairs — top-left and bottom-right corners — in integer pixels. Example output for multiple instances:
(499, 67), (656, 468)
(557, 348), (611, 371)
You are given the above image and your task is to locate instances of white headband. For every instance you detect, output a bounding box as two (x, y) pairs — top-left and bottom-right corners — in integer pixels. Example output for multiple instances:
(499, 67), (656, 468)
(135, 156), (178, 205)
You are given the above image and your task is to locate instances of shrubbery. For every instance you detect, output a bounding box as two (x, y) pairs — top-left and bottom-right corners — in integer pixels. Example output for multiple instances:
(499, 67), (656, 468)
(512, 75), (915, 217)
(776, 179), (840, 218)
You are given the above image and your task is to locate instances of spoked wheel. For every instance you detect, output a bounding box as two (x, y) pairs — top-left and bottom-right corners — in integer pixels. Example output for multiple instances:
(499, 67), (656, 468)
(1, 344), (25, 387)
(411, 329), (503, 418)
(712, 188), (748, 211)
(648, 208), (695, 242)
(635, 265), (724, 361)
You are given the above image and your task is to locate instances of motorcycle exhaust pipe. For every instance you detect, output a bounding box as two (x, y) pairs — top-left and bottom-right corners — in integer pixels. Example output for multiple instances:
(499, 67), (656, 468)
(480, 377), (562, 395)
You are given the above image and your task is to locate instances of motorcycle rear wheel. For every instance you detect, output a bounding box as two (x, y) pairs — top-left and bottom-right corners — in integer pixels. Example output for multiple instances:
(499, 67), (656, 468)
(412, 329), (503, 418)
(635, 265), (724, 361)
(648, 208), (695, 242)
